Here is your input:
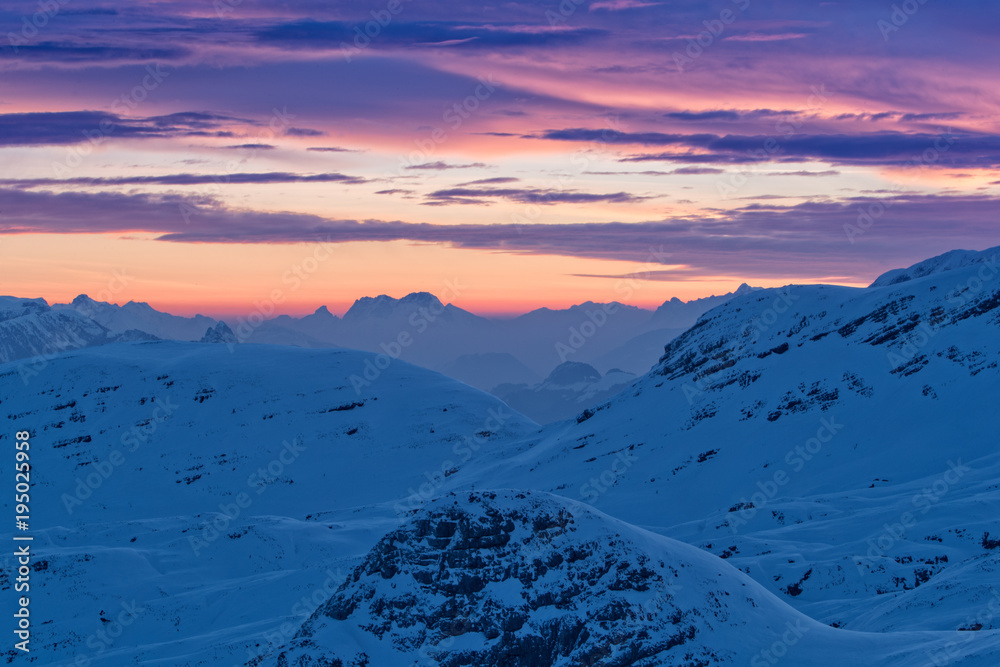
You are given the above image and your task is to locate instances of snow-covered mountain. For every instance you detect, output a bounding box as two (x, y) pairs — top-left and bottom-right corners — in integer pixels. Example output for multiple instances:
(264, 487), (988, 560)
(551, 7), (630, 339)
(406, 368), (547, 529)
(199, 320), (239, 344)
(870, 247), (998, 287)
(0, 296), (155, 367)
(55, 294), (216, 341)
(442, 246), (1000, 636)
(4, 246), (999, 665)
(0, 342), (539, 665)
(270, 490), (1000, 667)
(646, 282), (759, 330)
(3, 287), (755, 400)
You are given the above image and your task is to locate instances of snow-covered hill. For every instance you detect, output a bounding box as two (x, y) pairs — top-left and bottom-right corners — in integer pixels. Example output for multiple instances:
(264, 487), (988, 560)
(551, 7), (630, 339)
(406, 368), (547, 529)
(0, 342), (539, 665)
(870, 246), (998, 287)
(441, 247), (1000, 635)
(269, 490), (1000, 667)
(4, 247), (1000, 665)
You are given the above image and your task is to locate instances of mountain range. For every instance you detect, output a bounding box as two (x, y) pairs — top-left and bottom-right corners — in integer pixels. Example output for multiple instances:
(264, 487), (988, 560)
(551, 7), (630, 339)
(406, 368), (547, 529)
(2, 246), (999, 665)
(2, 284), (758, 423)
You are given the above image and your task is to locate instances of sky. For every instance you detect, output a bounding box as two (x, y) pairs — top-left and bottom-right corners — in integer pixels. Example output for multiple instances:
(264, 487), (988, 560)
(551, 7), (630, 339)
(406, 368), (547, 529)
(0, 0), (998, 316)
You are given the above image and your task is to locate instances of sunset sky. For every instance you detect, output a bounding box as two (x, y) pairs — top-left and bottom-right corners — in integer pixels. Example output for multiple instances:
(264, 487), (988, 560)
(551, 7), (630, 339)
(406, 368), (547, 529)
(1, 0), (998, 316)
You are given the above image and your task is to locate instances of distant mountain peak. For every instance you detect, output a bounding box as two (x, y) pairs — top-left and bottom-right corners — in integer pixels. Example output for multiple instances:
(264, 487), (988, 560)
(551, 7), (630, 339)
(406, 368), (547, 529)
(345, 292), (445, 319)
(546, 361), (601, 385)
(400, 291), (443, 306)
(200, 321), (238, 344)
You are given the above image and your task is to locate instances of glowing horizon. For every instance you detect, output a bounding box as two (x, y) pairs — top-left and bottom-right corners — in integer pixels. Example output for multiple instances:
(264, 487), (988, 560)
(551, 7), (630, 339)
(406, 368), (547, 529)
(1, 0), (998, 309)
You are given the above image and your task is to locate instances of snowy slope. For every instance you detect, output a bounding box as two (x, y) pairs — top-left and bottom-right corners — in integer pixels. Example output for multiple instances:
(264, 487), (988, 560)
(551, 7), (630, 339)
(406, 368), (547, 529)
(4, 248), (1000, 665)
(269, 490), (1000, 667)
(0, 342), (539, 665)
(443, 253), (1000, 634)
(870, 245), (999, 287)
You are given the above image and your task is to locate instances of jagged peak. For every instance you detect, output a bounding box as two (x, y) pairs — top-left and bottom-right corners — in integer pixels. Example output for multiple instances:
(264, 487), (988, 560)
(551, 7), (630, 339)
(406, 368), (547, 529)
(344, 292), (444, 319)
(200, 320), (238, 344)
(71, 294), (98, 305)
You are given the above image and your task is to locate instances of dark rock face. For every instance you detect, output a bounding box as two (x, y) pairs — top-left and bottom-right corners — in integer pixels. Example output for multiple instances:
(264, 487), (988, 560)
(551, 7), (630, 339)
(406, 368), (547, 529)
(200, 321), (238, 344)
(269, 491), (735, 667)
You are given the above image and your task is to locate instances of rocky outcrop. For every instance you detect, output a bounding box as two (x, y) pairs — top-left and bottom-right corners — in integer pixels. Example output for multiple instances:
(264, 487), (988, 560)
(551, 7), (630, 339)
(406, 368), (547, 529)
(268, 490), (805, 666)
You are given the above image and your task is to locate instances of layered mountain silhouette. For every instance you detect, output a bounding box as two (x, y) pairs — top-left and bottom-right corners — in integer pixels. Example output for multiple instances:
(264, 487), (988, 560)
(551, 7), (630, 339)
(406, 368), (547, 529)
(3, 247), (999, 665)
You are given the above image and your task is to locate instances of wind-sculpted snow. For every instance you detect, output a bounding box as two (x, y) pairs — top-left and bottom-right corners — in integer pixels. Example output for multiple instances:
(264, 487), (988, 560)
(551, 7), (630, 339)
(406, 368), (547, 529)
(268, 491), (1000, 666)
